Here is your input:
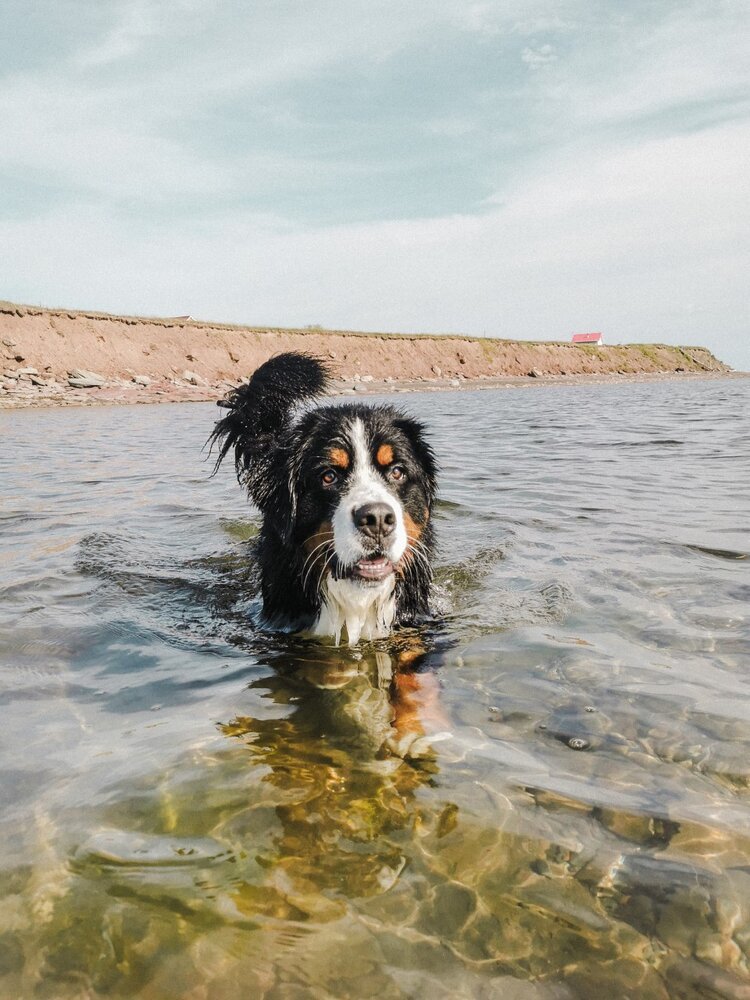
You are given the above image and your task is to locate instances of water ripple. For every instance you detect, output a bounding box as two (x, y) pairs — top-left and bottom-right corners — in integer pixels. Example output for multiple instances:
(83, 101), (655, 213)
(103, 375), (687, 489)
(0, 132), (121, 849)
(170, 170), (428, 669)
(1, 380), (749, 997)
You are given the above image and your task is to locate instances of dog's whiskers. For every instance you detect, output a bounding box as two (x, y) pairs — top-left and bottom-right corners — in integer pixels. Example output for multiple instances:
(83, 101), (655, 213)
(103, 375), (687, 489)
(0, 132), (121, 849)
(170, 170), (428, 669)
(303, 553), (331, 596)
(300, 543), (327, 588)
(401, 536), (432, 579)
(315, 551), (335, 597)
(301, 548), (331, 593)
(301, 536), (334, 593)
(301, 535), (333, 567)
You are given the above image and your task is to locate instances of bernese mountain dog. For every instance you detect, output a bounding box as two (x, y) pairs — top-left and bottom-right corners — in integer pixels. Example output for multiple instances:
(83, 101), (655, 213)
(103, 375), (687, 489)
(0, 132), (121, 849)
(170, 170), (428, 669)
(210, 352), (437, 645)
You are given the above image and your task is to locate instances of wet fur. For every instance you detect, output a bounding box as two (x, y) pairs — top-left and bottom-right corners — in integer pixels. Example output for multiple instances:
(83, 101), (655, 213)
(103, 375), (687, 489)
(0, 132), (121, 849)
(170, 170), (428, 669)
(210, 353), (437, 642)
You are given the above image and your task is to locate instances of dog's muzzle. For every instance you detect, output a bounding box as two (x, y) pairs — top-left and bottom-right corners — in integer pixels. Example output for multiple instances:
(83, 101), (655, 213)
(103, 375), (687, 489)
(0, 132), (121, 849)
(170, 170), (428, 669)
(342, 501), (397, 582)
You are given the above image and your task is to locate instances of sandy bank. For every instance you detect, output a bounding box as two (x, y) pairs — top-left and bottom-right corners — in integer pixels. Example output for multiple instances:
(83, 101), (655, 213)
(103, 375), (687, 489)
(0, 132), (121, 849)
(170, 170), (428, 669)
(0, 300), (738, 410)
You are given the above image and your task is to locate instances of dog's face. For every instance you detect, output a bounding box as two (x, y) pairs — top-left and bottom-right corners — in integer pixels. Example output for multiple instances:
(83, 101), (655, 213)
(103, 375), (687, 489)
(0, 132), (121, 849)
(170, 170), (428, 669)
(282, 404), (436, 637)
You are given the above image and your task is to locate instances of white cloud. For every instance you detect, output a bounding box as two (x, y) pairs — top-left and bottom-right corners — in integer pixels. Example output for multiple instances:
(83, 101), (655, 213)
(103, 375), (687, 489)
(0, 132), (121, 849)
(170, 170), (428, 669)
(74, 3), (157, 68)
(3, 0), (747, 209)
(448, 1), (574, 37)
(0, 76), (236, 200)
(0, 1), (454, 206)
(521, 44), (557, 69)
(549, 5), (750, 126)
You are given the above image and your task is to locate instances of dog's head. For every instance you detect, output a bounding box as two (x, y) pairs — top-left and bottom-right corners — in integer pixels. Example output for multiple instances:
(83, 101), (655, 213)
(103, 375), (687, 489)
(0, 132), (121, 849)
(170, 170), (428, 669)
(283, 404), (436, 607)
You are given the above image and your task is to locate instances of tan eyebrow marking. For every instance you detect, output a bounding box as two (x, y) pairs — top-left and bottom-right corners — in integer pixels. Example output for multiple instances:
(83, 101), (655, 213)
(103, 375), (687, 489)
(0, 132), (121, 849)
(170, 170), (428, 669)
(328, 447), (350, 469)
(376, 443), (394, 467)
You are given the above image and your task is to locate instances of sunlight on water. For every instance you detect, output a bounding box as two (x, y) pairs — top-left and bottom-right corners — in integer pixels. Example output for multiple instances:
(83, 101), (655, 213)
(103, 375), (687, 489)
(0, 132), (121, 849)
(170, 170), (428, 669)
(1, 380), (749, 998)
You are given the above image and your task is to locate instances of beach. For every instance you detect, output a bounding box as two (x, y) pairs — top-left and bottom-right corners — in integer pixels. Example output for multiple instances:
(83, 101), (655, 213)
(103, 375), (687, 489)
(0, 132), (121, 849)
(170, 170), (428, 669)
(0, 300), (739, 409)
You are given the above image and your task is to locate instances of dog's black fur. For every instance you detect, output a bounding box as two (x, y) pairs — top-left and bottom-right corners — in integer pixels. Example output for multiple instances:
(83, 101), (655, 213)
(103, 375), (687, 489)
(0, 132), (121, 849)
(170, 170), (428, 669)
(210, 353), (437, 636)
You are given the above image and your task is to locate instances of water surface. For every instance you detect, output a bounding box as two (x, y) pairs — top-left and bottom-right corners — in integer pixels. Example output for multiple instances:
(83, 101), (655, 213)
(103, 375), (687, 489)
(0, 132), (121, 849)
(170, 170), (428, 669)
(1, 379), (749, 998)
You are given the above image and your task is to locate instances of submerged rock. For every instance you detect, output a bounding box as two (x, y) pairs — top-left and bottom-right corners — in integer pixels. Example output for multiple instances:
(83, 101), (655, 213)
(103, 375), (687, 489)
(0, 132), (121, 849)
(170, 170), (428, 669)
(73, 829), (232, 868)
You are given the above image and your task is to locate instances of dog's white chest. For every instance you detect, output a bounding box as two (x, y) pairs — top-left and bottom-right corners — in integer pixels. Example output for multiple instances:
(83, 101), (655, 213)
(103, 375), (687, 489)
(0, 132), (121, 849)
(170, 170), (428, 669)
(310, 576), (396, 646)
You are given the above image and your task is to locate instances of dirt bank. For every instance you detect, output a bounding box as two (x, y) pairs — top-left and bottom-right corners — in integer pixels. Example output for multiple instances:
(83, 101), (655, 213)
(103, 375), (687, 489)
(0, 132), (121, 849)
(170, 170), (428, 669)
(0, 300), (736, 409)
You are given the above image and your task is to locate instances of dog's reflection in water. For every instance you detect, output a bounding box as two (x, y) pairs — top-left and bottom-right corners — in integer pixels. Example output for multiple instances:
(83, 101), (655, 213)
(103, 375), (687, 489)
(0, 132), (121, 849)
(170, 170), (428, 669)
(220, 640), (451, 899)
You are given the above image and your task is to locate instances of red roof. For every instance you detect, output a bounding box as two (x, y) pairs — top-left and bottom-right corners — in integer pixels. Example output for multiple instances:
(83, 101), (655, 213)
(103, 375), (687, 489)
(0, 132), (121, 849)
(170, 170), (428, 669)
(571, 332), (603, 344)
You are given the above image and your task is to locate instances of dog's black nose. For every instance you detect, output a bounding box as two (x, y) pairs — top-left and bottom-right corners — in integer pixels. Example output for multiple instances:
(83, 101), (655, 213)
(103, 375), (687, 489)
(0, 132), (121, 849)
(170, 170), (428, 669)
(353, 502), (396, 540)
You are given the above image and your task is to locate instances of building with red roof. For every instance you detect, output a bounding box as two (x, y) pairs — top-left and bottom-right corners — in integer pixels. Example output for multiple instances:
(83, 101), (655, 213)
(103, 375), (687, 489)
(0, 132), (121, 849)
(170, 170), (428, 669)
(571, 332), (603, 346)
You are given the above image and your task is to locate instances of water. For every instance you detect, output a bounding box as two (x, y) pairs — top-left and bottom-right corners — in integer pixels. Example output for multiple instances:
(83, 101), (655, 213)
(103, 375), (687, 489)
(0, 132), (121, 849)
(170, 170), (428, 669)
(1, 379), (749, 999)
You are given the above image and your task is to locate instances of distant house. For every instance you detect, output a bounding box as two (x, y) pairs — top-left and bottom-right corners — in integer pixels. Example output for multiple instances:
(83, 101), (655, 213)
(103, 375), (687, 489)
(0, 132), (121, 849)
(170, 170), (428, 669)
(571, 332), (603, 346)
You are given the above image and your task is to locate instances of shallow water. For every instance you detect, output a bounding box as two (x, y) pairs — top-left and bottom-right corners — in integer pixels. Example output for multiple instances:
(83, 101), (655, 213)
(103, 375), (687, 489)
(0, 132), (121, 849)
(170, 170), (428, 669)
(1, 379), (749, 999)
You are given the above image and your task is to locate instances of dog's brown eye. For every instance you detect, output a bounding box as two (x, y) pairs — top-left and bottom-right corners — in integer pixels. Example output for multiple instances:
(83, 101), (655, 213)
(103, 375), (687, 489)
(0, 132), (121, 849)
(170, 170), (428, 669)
(389, 465), (406, 482)
(321, 468), (338, 486)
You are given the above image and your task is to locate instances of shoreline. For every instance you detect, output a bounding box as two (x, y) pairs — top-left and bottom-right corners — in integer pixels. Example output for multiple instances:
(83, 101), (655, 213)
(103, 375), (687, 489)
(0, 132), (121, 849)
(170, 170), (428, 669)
(1, 299), (739, 411)
(1, 368), (746, 411)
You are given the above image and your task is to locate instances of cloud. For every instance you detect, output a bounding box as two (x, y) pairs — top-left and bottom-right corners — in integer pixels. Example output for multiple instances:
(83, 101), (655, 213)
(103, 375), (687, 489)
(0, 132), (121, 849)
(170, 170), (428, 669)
(74, 3), (157, 68)
(3, 1), (747, 212)
(545, 5), (750, 127)
(448, 1), (574, 37)
(521, 44), (557, 69)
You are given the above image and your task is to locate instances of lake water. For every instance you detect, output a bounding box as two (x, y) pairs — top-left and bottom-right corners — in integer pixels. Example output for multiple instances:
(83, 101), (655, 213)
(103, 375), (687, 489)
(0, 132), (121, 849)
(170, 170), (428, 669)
(1, 379), (749, 999)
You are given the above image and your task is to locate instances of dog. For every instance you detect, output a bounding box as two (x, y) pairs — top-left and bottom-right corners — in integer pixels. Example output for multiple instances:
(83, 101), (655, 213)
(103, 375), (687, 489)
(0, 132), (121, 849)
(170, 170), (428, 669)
(210, 352), (437, 645)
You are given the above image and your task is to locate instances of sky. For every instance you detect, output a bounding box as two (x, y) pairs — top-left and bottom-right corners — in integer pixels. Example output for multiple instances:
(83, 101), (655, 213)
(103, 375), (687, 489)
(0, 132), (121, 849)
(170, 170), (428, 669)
(1, 1), (748, 369)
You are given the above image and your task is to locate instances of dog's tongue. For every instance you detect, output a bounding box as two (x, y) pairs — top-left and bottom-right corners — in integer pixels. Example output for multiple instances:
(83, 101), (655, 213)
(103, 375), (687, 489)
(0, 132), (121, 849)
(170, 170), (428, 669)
(354, 555), (393, 580)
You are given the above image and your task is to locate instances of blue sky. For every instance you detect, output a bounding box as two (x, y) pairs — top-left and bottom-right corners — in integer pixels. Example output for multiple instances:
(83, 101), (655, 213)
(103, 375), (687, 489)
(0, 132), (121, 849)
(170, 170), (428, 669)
(1, 1), (748, 368)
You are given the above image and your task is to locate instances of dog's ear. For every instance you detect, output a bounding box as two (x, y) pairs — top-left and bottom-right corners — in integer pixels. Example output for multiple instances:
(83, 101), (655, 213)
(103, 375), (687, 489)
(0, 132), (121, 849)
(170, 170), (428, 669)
(395, 416), (438, 506)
